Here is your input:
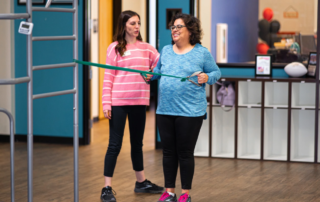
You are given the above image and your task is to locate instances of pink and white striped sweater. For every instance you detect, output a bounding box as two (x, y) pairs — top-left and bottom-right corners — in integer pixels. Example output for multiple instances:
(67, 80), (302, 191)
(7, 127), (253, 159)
(102, 41), (160, 111)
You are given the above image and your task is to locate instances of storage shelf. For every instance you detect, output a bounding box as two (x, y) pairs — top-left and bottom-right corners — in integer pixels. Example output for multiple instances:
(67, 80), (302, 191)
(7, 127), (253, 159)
(291, 156), (314, 162)
(212, 107), (235, 158)
(238, 154), (260, 159)
(238, 81), (262, 107)
(212, 104), (233, 107)
(264, 155), (287, 161)
(291, 110), (315, 163)
(291, 106), (315, 109)
(264, 109), (288, 162)
(238, 104), (261, 108)
(265, 82), (288, 107)
(292, 83), (316, 108)
(264, 105), (288, 109)
(194, 107), (209, 157)
(197, 76), (320, 163)
(194, 151), (209, 157)
(238, 108), (261, 160)
(212, 152), (234, 158)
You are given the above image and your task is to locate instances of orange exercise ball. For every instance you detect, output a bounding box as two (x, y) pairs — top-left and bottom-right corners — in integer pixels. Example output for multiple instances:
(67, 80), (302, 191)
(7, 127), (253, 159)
(263, 8), (273, 21)
(257, 43), (270, 54)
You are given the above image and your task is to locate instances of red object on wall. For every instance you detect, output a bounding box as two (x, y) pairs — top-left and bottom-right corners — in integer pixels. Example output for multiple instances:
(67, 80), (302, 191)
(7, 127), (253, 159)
(263, 8), (273, 21)
(257, 43), (270, 54)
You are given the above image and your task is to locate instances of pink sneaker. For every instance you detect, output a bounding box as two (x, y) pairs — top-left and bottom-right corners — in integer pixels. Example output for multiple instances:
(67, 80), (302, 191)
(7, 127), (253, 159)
(158, 192), (177, 202)
(178, 193), (191, 202)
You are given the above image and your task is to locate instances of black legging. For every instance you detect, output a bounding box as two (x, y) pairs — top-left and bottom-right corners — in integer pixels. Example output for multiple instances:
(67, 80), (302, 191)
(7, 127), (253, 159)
(104, 105), (146, 177)
(157, 114), (204, 190)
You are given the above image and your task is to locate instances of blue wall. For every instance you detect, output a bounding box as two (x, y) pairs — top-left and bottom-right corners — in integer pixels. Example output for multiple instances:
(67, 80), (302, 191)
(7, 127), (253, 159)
(14, 2), (83, 138)
(157, 0), (190, 52)
(211, 0), (259, 63)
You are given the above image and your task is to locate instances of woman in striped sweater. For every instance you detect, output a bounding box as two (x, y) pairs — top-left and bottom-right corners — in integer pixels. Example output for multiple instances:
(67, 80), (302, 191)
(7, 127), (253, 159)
(100, 10), (164, 202)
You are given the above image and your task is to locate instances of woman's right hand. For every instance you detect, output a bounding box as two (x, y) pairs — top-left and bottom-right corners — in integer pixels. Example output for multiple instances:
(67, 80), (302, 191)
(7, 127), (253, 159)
(103, 110), (112, 119)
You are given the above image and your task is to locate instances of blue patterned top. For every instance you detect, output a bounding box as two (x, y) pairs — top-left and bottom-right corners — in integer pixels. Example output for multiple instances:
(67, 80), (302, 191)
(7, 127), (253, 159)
(152, 43), (221, 117)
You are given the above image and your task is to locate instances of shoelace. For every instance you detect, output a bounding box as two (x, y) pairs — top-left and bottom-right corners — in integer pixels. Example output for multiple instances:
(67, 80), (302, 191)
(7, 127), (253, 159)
(105, 187), (117, 196)
(178, 194), (189, 202)
(144, 179), (157, 187)
(159, 192), (170, 200)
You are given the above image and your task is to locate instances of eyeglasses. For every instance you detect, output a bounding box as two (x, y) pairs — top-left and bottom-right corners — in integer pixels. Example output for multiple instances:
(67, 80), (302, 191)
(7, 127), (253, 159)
(170, 25), (186, 31)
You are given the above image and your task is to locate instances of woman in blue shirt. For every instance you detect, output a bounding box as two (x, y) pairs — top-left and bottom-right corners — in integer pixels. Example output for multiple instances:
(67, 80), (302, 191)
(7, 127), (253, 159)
(153, 13), (221, 202)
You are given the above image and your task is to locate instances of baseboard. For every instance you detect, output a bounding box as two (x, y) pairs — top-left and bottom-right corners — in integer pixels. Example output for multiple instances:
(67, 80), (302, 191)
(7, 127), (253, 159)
(0, 134), (85, 145)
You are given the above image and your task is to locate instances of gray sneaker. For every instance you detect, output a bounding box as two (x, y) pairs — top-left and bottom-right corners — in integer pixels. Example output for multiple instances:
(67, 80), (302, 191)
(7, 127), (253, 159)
(101, 186), (116, 202)
(134, 179), (164, 194)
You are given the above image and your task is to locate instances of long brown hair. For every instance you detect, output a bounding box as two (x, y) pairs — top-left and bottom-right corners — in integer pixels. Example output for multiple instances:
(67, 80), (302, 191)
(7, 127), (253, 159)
(114, 10), (143, 56)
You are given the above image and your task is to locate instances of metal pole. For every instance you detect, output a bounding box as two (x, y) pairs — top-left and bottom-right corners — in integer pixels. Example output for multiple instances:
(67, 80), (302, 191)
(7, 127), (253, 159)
(0, 108), (15, 202)
(73, 0), (79, 201)
(315, 0), (320, 163)
(26, 0), (33, 201)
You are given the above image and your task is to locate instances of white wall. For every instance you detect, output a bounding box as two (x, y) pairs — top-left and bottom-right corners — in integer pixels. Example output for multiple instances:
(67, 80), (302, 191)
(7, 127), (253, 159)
(0, 1), (14, 135)
(199, 0), (212, 51)
(259, 0), (316, 35)
(90, 0), (99, 119)
(122, 0), (147, 41)
(149, 0), (156, 48)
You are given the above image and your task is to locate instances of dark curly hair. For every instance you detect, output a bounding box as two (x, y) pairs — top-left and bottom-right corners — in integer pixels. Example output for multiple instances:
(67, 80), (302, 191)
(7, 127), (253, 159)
(169, 13), (202, 45)
(114, 10), (143, 56)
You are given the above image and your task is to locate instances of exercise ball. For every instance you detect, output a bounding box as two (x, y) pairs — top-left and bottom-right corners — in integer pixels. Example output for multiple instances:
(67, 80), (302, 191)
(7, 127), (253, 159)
(257, 43), (270, 54)
(263, 8), (273, 21)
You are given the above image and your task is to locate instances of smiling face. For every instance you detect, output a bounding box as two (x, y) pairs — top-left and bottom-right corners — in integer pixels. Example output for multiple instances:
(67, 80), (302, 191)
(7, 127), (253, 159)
(172, 18), (190, 44)
(125, 15), (141, 39)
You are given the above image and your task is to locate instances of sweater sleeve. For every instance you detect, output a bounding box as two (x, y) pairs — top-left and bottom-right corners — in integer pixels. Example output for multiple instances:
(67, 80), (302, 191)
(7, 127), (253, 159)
(203, 49), (221, 85)
(102, 43), (117, 111)
(149, 44), (160, 70)
(151, 49), (162, 81)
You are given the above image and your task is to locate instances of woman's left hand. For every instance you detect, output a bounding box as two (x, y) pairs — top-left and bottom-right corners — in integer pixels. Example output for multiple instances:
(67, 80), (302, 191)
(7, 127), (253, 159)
(146, 74), (153, 81)
(197, 73), (209, 84)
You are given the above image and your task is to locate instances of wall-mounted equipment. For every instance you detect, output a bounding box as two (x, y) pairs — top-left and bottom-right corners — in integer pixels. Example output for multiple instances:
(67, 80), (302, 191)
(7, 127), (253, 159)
(216, 23), (228, 63)
(18, 21), (34, 35)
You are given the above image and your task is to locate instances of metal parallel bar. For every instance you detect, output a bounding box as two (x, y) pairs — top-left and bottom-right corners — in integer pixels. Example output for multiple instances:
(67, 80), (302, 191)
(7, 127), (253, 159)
(0, 108), (15, 202)
(73, 0), (79, 200)
(315, 0), (320, 163)
(32, 7), (75, 13)
(0, 13), (29, 19)
(32, 36), (76, 41)
(33, 89), (76, 100)
(26, 0), (33, 201)
(0, 77), (30, 85)
(33, 62), (76, 71)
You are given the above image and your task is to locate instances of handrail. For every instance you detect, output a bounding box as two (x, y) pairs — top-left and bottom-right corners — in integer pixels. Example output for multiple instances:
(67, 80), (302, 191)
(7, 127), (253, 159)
(32, 36), (76, 41)
(0, 77), (30, 85)
(33, 62), (76, 71)
(32, 7), (76, 13)
(0, 108), (15, 202)
(33, 89), (76, 99)
(0, 13), (29, 19)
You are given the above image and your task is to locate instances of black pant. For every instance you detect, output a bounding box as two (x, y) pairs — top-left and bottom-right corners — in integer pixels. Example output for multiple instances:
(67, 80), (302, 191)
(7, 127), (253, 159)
(157, 114), (204, 190)
(104, 106), (146, 177)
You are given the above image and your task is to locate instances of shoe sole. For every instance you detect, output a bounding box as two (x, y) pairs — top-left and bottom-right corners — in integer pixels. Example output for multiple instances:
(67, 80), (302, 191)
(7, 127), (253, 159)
(100, 196), (116, 202)
(157, 200), (177, 202)
(134, 188), (164, 194)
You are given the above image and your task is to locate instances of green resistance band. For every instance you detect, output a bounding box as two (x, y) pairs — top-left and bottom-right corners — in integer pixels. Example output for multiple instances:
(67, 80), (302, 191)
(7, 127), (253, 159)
(74, 60), (188, 82)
